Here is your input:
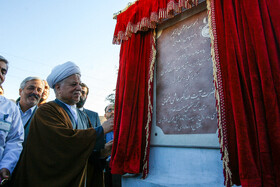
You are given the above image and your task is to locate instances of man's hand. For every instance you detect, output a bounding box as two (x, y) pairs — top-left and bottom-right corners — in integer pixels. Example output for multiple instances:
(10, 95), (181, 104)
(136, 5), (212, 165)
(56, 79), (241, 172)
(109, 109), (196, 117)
(100, 140), (113, 158)
(0, 168), (10, 186)
(102, 118), (114, 134)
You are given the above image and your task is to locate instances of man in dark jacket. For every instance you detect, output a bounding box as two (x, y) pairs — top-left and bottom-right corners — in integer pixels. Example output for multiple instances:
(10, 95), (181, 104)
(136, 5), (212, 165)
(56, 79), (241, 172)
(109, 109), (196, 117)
(77, 83), (113, 187)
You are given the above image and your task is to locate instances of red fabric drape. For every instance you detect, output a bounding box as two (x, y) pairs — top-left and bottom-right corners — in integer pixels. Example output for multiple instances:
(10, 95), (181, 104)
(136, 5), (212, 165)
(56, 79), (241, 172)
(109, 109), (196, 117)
(111, 31), (154, 178)
(111, 0), (197, 178)
(113, 0), (198, 44)
(209, 0), (280, 186)
(113, 0), (280, 184)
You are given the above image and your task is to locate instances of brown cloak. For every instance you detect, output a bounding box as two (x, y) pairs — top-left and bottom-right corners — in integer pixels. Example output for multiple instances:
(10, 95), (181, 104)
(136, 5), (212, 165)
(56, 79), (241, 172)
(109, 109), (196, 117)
(12, 101), (97, 187)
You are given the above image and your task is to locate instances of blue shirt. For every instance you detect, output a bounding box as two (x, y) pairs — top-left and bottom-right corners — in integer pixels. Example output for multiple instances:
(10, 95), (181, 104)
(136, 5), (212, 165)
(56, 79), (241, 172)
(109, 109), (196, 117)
(0, 96), (24, 174)
(105, 131), (114, 161)
(105, 131), (114, 143)
(18, 104), (36, 126)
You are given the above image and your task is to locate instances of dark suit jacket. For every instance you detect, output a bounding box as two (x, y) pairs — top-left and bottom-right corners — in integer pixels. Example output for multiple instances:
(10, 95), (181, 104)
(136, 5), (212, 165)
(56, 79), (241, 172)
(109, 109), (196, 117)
(84, 109), (101, 128)
(82, 108), (106, 187)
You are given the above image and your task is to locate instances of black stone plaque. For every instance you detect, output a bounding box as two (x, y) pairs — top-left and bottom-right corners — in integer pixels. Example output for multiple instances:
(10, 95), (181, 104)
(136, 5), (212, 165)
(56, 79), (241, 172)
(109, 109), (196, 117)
(156, 10), (217, 134)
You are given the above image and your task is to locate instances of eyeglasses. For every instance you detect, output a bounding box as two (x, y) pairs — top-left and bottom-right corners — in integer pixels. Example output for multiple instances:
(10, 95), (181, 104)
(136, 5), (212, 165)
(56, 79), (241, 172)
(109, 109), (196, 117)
(106, 108), (113, 113)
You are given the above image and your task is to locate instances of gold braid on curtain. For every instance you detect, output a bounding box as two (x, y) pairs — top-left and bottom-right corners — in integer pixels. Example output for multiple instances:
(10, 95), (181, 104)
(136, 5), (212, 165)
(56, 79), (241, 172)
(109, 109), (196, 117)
(207, 0), (232, 186)
(142, 29), (157, 178)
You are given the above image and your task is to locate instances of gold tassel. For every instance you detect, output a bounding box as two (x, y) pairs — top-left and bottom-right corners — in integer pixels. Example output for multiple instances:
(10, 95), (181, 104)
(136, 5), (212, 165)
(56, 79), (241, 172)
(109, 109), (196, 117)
(142, 29), (156, 179)
(207, 0), (232, 186)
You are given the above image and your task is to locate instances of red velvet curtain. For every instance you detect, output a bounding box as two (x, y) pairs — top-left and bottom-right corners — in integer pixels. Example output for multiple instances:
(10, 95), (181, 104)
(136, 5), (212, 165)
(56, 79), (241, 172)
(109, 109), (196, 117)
(111, 0), (197, 178)
(113, 0), (198, 44)
(110, 31), (155, 177)
(209, 0), (280, 186)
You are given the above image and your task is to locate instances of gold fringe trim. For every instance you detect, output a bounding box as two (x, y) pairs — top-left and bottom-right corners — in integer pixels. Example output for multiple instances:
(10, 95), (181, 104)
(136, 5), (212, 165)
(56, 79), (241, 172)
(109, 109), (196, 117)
(142, 30), (156, 179)
(113, 0), (198, 44)
(207, 0), (232, 186)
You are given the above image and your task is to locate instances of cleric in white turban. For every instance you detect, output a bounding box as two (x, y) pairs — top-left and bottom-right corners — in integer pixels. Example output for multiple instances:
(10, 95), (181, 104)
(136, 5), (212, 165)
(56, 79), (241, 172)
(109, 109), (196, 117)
(47, 61), (81, 88)
(12, 60), (113, 186)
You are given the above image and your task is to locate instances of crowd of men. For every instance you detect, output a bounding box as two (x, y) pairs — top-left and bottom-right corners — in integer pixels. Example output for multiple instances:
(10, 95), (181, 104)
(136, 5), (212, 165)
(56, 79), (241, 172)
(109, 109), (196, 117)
(0, 55), (119, 187)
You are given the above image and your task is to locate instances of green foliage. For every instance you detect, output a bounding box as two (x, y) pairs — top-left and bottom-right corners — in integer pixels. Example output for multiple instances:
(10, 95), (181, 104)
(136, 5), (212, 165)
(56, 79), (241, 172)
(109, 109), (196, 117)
(105, 92), (115, 104)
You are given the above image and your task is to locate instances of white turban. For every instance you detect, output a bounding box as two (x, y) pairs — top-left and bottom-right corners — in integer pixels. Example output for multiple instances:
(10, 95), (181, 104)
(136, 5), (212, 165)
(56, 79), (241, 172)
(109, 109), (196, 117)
(47, 61), (81, 88)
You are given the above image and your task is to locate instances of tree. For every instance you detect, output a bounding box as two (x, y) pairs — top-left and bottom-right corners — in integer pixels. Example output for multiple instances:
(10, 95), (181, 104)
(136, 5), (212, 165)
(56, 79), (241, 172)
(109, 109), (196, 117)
(105, 90), (115, 104)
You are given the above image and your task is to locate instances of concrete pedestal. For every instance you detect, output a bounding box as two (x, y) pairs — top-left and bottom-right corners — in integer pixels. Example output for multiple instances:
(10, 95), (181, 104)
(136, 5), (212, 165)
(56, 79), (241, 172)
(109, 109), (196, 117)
(122, 146), (224, 187)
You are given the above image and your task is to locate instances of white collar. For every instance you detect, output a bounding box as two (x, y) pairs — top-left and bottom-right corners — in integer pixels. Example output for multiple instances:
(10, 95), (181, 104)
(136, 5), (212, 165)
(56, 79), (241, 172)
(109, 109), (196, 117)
(57, 99), (78, 123)
(78, 107), (84, 111)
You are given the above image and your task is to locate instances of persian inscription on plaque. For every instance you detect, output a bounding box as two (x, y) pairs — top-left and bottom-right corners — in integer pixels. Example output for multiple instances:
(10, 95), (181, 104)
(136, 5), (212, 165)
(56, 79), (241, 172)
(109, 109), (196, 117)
(156, 10), (217, 134)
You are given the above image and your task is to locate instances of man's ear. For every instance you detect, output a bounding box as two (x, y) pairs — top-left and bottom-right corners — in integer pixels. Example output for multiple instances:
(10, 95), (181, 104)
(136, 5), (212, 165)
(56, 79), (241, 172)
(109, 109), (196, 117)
(55, 84), (60, 91)
(19, 88), (22, 96)
(54, 84), (61, 96)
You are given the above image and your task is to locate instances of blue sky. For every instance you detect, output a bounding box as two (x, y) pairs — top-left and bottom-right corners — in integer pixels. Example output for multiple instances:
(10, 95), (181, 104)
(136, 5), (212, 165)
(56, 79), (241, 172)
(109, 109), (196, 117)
(0, 0), (130, 115)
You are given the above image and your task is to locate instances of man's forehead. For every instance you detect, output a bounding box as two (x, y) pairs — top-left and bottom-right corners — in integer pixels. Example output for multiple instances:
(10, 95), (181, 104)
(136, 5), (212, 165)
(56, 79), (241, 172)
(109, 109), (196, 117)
(64, 74), (81, 82)
(26, 79), (43, 86)
(22, 80), (43, 90)
(107, 105), (114, 110)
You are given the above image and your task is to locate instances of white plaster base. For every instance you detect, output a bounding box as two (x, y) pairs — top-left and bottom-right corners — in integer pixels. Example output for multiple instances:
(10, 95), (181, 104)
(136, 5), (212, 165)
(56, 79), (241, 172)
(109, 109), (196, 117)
(122, 146), (224, 187)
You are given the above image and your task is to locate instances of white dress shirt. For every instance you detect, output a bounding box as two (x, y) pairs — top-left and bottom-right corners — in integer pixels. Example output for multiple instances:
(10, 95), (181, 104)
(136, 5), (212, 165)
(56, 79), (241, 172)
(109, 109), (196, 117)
(0, 96), (24, 174)
(58, 99), (78, 124)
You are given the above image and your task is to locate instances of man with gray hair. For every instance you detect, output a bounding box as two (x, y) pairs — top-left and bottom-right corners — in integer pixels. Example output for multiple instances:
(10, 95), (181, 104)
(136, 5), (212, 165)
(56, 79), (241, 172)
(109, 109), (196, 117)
(17, 76), (44, 145)
(0, 55), (24, 185)
(12, 61), (113, 186)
